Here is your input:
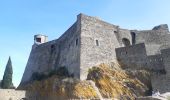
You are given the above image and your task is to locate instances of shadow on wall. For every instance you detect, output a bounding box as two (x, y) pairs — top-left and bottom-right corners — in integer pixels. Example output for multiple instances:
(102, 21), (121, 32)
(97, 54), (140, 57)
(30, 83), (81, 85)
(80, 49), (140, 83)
(131, 32), (136, 45)
(122, 38), (130, 47)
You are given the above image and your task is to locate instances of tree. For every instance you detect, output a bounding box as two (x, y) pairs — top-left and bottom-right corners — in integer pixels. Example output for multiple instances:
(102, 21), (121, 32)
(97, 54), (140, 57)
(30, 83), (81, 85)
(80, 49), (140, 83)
(1, 57), (13, 89)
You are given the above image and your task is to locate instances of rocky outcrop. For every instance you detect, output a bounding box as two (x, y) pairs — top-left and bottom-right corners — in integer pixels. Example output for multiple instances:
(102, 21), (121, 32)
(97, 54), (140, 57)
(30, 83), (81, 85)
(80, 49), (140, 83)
(152, 24), (169, 32)
(21, 77), (100, 100)
(87, 62), (151, 99)
(126, 70), (152, 95)
(18, 61), (153, 100)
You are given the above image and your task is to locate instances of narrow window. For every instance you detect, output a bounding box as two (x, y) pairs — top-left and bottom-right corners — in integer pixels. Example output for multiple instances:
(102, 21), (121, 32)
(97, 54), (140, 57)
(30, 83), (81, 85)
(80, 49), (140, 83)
(36, 38), (41, 43)
(76, 39), (78, 46)
(131, 32), (136, 45)
(96, 40), (99, 46)
(160, 58), (163, 61)
(51, 45), (55, 53)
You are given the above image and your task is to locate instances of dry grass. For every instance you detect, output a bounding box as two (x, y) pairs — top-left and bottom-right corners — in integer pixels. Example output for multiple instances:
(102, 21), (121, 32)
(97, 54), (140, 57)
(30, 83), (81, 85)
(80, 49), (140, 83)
(87, 62), (148, 99)
(23, 61), (149, 100)
(25, 76), (99, 99)
(73, 81), (98, 98)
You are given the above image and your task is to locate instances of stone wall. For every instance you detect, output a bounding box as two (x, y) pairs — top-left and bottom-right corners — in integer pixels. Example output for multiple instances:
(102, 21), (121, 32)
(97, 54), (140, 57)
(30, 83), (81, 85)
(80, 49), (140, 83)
(20, 13), (170, 88)
(115, 43), (148, 69)
(57, 19), (81, 79)
(21, 16), (81, 85)
(118, 29), (132, 46)
(79, 14), (121, 80)
(151, 74), (170, 93)
(0, 89), (26, 100)
(147, 54), (165, 71)
(21, 40), (59, 84)
(151, 48), (170, 93)
(135, 30), (170, 55)
(158, 34), (170, 50)
(161, 48), (170, 75)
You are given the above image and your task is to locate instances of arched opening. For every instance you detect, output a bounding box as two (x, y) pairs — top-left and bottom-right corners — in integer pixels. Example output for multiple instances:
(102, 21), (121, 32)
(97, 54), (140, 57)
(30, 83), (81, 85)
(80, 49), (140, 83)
(122, 38), (130, 47)
(131, 32), (136, 45)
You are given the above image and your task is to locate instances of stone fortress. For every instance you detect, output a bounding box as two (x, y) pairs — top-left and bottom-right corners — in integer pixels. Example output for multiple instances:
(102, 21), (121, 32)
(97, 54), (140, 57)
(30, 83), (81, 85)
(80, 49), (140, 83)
(20, 13), (170, 93)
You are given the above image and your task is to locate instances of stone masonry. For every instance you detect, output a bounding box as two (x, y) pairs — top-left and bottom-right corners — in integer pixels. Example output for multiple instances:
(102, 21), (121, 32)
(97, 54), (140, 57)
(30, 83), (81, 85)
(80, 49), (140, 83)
(0, 89), (26, 100)
(20, 13), (170, 93)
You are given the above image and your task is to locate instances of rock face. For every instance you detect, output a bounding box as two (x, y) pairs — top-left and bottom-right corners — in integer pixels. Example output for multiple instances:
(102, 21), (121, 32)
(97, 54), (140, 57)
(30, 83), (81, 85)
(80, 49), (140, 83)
(152, 24), (169, 32)
(18, 61), (152, 100)
(87, 62), (151, 99)
(21, 77), (100, 100)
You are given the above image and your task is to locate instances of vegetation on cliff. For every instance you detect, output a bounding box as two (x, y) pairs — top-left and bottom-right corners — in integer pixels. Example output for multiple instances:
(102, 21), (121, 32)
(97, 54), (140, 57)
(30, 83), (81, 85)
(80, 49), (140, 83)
(31, 67), (71, 82)
(23, 77), (99, 99)
(87, 62), (151, 99)
(21, 61), (151, 100)
(22, 67), (99, 99)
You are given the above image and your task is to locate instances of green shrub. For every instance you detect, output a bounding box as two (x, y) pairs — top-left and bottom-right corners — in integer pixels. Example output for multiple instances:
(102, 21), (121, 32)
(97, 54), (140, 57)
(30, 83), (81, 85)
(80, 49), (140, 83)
(1, 57), (13, 89)
(31, 72), (48, 81)
(56, 67), (70, 76)
(88, 67), (100, 73)
(31, 67), (71, 81)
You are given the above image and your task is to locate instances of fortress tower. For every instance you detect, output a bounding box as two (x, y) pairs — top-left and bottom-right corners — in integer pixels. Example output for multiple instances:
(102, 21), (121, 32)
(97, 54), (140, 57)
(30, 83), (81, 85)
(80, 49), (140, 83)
(20, 14), (133, 85)
(20, 14), (170, 93)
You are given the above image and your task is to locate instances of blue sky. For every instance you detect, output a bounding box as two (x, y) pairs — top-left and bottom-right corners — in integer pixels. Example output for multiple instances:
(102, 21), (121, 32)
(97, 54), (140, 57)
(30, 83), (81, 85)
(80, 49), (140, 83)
(0, 0), (170, 87)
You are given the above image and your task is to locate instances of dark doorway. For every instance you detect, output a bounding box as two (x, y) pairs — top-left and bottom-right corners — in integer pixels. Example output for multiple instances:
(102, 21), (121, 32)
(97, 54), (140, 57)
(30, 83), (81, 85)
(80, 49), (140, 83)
(131, 32), (136, 45)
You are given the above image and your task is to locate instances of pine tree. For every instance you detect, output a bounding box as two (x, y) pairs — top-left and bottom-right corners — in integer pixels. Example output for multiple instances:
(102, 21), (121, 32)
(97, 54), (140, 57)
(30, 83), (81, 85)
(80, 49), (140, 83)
(1, 57), (13, 89)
